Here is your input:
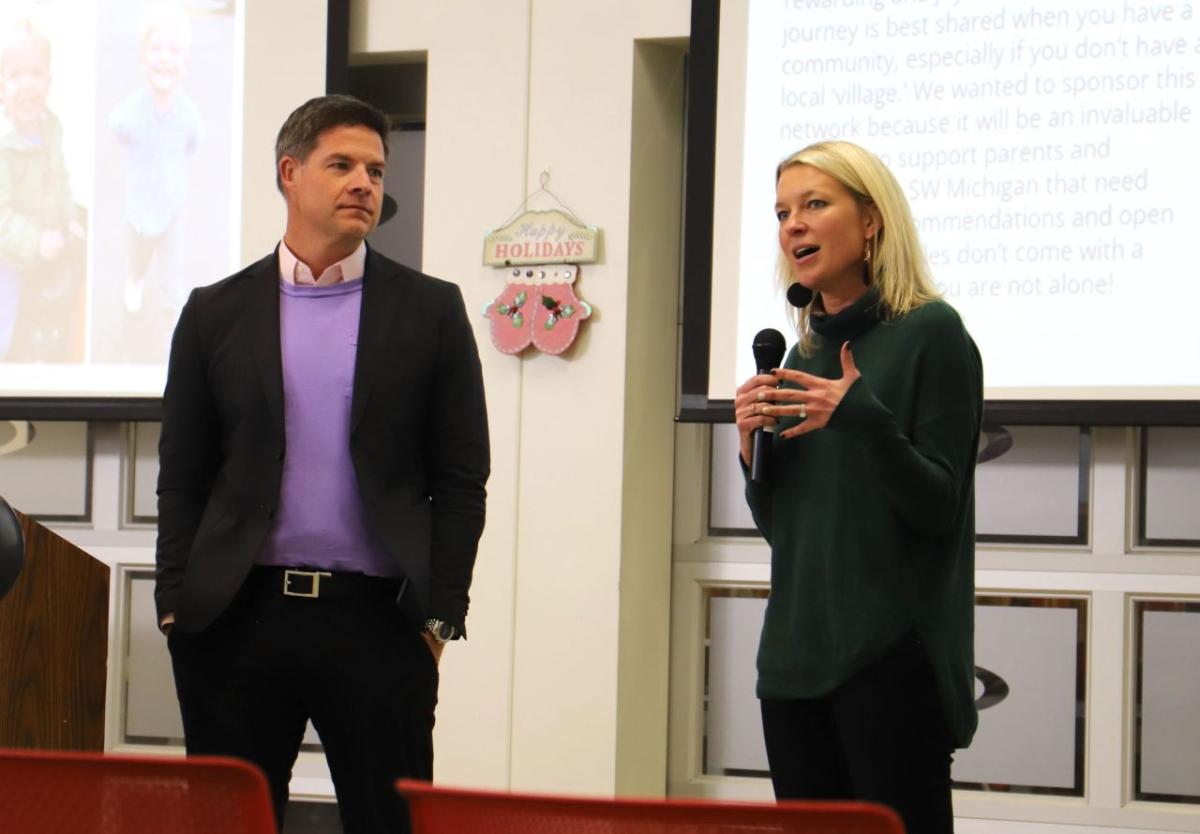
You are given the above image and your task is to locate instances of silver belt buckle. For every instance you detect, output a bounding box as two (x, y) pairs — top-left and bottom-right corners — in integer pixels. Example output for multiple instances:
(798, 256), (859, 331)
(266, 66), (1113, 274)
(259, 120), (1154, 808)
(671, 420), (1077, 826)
(283, 569), (332, 598)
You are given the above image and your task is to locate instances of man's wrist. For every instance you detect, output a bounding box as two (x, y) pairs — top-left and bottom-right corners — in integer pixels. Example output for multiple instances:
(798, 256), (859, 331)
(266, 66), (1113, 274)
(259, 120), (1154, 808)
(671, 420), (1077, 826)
(159, 613), (175, 635)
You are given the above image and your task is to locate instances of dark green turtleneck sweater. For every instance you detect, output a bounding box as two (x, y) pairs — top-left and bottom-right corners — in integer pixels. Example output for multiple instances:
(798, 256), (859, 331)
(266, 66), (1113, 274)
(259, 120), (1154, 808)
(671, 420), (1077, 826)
(745, 289), (983, 747)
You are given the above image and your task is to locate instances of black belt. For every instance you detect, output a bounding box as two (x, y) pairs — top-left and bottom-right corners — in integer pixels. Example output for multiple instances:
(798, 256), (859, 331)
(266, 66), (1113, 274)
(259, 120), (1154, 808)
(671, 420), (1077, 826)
(252, 566), (404, 601)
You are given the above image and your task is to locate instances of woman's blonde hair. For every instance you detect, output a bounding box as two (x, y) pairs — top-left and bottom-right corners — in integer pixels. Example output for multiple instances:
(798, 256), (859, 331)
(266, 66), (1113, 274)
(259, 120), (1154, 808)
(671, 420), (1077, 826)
(776, 141), (940, 352)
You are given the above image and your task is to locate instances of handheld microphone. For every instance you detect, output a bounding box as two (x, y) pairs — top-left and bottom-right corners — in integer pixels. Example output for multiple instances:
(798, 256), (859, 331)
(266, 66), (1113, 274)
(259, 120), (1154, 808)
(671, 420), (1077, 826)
(750, 328), (787, 483)
(787, 282), (813, 308)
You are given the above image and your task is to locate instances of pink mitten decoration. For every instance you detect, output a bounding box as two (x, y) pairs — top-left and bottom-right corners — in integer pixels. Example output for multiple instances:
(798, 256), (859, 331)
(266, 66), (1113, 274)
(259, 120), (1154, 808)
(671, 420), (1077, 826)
(483, 266), (593, 356)
(530, 278), (592, 355)
(483, 283), (535, 354)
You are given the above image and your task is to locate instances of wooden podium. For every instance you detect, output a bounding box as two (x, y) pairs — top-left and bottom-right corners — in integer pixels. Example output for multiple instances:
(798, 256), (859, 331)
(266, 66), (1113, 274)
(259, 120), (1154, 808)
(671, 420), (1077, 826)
(0, 508), (109, 750)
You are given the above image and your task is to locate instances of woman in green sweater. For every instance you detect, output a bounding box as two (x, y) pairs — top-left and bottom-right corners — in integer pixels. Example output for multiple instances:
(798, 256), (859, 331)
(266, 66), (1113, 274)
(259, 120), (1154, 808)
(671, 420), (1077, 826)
(734, 141), (982, 834)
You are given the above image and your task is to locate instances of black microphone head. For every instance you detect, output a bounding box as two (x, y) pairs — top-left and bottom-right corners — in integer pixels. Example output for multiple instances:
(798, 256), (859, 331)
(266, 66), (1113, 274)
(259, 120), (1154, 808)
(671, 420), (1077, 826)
(787, 282), (814, 309)
(752, 328), (786, 374)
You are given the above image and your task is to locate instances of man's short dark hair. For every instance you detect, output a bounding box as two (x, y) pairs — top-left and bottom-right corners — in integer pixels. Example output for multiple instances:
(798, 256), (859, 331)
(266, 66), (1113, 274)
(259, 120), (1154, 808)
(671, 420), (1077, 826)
(274, 94), (390, 192)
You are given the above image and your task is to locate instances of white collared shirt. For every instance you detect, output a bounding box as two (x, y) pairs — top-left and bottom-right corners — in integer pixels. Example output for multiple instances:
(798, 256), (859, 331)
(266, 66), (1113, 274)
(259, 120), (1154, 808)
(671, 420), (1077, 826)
(278, 240), (367, 287)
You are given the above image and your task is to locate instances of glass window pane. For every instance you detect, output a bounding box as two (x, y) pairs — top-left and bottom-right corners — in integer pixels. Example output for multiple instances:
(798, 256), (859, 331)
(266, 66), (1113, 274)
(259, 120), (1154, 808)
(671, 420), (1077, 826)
(124, 572), (183, 745)
(702, 589), (1089, 794)
(1135, 600), (1200, 802)
(975, 426), (1087, 544)
(1140, 428), (1200, 546)
(952, 596), (1086, 796)
(708, 424), (758, 536)
(128, 422), (160, 523)
(704, 588), (769, 776)
(0, 420), (90, 521)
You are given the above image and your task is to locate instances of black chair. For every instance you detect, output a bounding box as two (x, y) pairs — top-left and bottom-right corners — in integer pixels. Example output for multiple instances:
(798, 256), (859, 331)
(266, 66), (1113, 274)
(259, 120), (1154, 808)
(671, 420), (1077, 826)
(0, 495), (24, 600)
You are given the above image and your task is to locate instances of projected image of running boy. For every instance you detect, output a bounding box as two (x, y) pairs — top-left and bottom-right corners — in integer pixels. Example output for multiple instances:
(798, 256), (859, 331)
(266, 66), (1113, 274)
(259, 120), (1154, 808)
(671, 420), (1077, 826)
(109, 1), (201, 318)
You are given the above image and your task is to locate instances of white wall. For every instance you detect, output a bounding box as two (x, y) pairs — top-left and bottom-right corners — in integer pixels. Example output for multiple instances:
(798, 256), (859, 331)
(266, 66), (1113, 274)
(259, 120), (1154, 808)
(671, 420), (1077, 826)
(349, 0), (689, 795)
(239, 1), (327, 260)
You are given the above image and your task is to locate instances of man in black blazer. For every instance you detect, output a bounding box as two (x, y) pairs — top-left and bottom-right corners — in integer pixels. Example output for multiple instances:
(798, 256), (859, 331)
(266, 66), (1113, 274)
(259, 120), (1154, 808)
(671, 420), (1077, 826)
(155, 95), (489, 834)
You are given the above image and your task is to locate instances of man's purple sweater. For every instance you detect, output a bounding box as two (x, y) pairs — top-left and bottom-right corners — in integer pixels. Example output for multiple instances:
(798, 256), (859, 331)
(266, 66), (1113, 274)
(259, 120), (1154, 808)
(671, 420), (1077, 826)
(257, 278), (397, 577)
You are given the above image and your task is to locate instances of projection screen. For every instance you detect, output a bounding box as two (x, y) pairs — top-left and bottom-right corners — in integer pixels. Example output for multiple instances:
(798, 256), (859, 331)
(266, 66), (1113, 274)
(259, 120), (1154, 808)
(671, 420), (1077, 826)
(0, 0), (327, 412)
(700, 0), (1200, 415)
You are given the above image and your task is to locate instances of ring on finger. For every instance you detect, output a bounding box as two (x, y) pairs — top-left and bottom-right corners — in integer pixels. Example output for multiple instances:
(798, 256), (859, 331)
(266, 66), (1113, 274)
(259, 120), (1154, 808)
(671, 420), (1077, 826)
(798, 403), (807, 420)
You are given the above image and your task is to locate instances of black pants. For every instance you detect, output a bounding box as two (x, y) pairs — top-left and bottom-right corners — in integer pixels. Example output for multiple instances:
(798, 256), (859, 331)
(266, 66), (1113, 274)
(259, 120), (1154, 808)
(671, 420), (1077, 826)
(168, 569), (438, 834)
(760, 635), (955, 834)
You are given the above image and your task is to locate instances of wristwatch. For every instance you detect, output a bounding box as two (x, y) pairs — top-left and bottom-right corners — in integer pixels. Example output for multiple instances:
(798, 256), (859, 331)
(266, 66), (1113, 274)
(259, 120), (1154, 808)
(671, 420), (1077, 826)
(424, 618), (458, 643)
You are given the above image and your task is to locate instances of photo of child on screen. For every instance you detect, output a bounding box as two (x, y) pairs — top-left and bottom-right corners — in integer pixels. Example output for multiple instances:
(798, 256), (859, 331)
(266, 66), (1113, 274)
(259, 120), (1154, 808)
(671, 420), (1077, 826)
(108, 1), (201, 317)
(0, 18), (86, 364)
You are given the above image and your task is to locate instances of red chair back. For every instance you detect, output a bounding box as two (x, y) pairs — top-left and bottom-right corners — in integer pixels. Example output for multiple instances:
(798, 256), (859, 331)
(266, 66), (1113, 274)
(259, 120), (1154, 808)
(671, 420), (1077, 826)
(397, 779), (904, 834)
(0, 749), (277, 834)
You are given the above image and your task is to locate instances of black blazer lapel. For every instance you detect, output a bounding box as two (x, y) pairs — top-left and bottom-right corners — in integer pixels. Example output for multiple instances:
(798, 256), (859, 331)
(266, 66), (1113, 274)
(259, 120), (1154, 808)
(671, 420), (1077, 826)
(248, 251), (285, 435)
(350, 248), (409, 434)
